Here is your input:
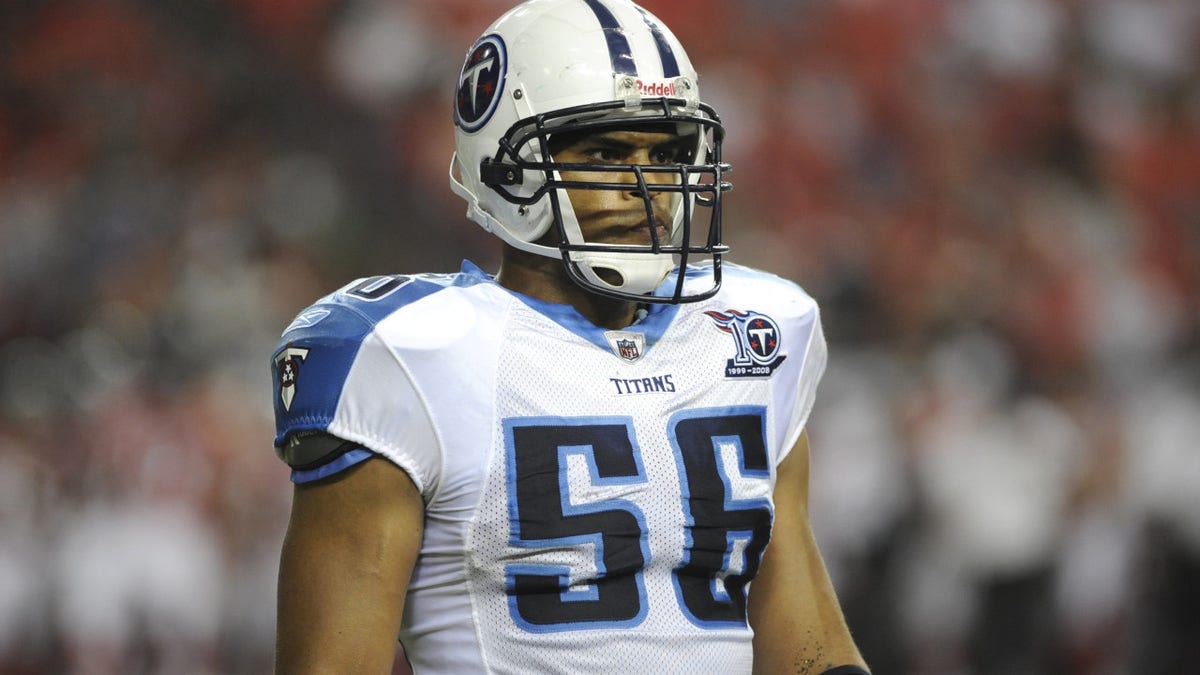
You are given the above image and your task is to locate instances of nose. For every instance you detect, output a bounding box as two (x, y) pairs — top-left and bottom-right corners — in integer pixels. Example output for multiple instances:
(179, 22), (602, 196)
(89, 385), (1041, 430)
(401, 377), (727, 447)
(625, 156), (674, 200)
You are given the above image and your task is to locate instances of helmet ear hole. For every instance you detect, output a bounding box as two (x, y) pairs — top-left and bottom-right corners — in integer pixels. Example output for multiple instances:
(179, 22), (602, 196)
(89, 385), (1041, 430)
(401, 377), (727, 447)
(592, 266), (624, 287)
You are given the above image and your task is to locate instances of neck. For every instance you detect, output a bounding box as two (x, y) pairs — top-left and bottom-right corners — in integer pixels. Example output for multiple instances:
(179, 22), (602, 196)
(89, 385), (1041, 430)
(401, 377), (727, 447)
(495, 246), (639, 330)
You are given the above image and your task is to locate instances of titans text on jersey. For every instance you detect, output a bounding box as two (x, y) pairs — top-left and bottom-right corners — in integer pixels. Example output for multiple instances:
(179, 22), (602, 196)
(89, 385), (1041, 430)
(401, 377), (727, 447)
(609, 374), (676, 395)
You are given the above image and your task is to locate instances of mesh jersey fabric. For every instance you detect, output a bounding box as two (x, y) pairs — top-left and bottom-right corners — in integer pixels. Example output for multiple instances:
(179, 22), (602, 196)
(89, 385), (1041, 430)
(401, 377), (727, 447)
(270, 260), (827, 674)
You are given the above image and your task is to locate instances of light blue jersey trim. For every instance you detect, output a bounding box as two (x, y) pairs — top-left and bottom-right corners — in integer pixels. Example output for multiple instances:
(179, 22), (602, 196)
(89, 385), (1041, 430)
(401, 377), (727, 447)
(291, 448), (374, 484)
(509, 289), (680, 353)
(486, 261), (695, 354)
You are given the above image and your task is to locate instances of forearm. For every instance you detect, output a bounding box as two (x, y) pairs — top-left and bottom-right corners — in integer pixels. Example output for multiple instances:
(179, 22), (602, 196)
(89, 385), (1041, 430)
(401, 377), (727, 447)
(749, 432), (865, 674)
(749, 533), (865, 674)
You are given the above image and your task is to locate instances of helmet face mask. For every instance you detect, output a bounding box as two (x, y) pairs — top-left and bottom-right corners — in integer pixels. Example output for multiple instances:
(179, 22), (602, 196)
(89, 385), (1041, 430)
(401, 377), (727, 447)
(450, 0), (732, 304)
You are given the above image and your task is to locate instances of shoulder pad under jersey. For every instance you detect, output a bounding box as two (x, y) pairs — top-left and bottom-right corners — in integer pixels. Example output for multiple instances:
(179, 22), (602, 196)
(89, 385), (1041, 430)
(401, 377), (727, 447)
(269, 272), (463, 447)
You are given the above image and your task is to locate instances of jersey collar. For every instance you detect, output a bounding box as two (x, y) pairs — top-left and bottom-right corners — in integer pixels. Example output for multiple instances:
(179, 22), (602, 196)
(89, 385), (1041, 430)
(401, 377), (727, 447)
(461, 259), (680, 354)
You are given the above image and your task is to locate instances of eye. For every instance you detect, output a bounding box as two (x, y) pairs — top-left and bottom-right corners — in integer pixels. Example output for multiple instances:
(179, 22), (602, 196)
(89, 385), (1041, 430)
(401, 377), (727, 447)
(652, 144), (695, 165)
(586, 147), (626, 163)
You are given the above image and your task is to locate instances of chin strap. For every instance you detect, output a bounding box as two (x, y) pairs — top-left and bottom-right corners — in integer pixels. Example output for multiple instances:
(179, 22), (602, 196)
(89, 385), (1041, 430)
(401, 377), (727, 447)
(820, 667), (871, 675)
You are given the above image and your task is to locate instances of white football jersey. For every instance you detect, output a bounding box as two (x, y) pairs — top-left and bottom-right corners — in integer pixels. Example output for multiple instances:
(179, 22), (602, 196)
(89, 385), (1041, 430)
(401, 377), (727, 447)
(271, 261), (827, 674)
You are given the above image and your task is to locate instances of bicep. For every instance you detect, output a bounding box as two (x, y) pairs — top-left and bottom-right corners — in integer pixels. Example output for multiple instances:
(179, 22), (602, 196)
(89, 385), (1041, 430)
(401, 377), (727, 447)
(276, 457), (424, 674)
(749, 430), (865, 674)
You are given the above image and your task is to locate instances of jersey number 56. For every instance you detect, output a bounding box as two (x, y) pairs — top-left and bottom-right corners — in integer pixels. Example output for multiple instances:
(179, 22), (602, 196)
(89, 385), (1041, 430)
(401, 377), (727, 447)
(504, 407), (772, 632)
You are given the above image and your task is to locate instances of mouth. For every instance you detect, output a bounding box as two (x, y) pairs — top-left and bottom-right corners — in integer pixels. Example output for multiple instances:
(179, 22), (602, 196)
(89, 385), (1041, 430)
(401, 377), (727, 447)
(585, 213), (673, 247)
(630, 221), (670, 245)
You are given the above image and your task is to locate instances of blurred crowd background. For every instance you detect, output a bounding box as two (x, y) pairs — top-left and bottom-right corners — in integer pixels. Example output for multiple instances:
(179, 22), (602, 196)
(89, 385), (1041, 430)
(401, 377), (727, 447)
(0, 0), (1197, 673)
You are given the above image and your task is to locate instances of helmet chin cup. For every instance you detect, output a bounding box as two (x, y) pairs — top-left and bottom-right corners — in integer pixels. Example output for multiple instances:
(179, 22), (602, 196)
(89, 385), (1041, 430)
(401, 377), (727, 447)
(569, 249), (676, 297)
(451, 0), (732, 304)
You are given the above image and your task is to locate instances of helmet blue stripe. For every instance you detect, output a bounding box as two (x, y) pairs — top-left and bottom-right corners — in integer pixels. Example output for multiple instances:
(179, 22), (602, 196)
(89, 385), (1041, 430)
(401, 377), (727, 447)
(581, 0), (637, 76)
(635, 8), (680, 78)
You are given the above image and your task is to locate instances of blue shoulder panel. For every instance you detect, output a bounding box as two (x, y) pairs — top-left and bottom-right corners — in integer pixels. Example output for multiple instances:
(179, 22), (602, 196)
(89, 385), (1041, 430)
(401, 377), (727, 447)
(270, 268), (488, 447)
(271, 300), (369, 447)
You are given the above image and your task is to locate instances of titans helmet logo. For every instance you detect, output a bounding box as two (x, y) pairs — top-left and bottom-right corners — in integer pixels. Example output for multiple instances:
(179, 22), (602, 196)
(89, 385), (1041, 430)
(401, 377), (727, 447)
(455, 34), (506, 132)
(705, 310), (787, 378)
(274, 347), (310, 411)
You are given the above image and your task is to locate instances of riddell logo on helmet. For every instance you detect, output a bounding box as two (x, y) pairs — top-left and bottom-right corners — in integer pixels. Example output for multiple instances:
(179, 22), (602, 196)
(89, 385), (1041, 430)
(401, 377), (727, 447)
(636, 79), (677, 97)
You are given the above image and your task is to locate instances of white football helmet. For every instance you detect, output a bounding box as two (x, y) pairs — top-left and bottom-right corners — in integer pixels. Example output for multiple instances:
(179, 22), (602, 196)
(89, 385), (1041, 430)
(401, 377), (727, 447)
(449, 0), (731, 304)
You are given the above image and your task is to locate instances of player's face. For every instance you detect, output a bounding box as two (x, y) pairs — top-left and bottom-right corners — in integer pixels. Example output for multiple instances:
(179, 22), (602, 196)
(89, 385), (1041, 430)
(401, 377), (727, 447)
(549, 129), (694, 247)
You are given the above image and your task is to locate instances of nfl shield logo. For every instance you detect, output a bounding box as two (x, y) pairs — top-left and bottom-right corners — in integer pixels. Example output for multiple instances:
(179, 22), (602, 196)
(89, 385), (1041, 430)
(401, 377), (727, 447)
(604, 331), (646, 363)
(617, 338), (639, 361)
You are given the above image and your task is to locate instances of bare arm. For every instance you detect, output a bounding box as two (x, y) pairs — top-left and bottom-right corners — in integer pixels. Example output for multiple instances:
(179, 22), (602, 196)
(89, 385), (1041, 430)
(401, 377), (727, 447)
(749, 430), (866, 674)
(276, 458), (425, 674)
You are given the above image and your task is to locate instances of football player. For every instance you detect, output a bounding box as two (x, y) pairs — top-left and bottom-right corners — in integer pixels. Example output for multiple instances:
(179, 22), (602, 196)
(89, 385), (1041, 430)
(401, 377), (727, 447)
(271, 1), (868, 673)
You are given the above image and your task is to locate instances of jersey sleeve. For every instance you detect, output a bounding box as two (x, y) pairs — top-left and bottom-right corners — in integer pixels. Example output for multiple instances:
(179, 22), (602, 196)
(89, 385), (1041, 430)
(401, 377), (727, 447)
(270, 299), (441, 495)
(778, 303), (827, 459)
